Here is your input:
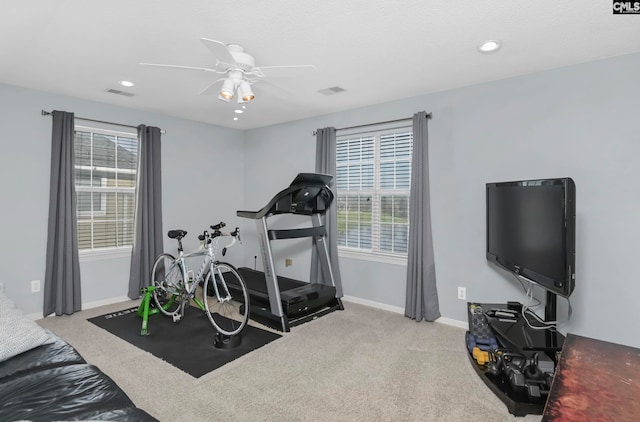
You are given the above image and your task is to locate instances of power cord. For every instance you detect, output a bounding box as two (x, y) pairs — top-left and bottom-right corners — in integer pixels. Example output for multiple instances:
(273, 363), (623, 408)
(510, 272), (571, 331)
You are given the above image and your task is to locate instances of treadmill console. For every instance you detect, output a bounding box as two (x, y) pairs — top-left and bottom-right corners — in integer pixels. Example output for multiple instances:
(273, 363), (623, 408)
(290, 172), (333, 186)
(239, 173), (334, 218)
(288, 173), (334, 215)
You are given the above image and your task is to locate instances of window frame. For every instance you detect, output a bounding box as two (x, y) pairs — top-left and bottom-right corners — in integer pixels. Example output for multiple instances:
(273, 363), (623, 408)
(74, 124), (138, 260)
(335, 123), (413, 265)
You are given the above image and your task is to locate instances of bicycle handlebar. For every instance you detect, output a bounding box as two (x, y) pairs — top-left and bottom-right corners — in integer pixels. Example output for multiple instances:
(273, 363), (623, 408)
(211, 221), (226, 231)
(215, 226), (240, 256)
(195, 223), (241, 256)
(171, 222), (240, 257)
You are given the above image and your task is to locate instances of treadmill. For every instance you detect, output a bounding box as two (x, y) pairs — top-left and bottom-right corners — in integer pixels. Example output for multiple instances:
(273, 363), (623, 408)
(236, 173), (344, 332)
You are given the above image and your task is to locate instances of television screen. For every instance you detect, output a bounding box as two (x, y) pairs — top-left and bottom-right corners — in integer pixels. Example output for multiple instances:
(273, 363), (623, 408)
(486, 178), (575, 298)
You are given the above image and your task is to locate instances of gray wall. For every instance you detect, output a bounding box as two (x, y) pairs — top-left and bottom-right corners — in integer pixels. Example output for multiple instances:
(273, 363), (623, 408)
(0, 83), (245, 315)
(2, 51), (639, 349)
(241, 52), (640, 348)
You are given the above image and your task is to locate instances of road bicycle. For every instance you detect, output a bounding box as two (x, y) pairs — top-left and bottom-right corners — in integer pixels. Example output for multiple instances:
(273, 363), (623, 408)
(138, 222), (250, 337)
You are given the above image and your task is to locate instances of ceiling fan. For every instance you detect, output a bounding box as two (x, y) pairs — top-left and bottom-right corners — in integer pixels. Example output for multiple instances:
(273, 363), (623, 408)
(140, 38), (315, 103)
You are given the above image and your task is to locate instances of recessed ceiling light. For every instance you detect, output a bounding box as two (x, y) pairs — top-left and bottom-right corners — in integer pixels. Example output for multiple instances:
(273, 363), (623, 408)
(119, 80), (135, 87)
(234, 109), (244, 114)
(233, 116), (239, 121)
(478, 40), (501, 54)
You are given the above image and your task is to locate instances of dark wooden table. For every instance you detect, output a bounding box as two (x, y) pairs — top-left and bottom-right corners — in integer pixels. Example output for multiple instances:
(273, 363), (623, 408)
(542, 333), (640, 421)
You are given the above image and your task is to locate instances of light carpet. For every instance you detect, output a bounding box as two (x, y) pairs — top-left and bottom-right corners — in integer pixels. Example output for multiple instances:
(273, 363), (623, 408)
(38, 300), (542, 422)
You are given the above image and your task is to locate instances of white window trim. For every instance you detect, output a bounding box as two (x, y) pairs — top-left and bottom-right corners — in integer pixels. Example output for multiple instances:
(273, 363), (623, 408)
(79, 245), (133, 262)
(75, 125), (136, 138)
(338, 247), (408, 266)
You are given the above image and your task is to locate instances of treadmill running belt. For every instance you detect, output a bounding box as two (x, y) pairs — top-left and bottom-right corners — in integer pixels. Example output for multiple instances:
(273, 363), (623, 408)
(235, 267), (338, 317)
(238, 267), (305, 293)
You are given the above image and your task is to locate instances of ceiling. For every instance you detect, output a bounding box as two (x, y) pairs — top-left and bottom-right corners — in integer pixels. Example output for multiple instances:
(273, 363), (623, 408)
(2, 1), (639, 130)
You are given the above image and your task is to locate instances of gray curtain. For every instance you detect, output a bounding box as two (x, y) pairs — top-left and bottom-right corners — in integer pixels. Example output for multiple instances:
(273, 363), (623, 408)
(43, 110), (82, 317)
(128, 125), (163, 299)
(405, 111), (440, 321)
(311, 127), (343, 296)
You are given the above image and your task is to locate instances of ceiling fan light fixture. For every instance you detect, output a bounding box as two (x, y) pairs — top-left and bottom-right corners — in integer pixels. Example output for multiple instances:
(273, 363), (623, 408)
(238, 81), (255, 103)
(141, 38), (316, 110)
(220, 78), (235, 100)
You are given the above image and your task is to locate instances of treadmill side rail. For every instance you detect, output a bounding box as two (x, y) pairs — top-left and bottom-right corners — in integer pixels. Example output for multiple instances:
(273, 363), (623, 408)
(256, 217), (287, 331)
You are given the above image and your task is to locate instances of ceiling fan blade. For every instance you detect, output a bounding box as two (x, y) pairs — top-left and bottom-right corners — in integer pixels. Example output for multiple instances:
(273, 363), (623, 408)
(252, 64), (316, 78)
(257, 65), (316, 70)
(140, 63), (222, 73)
(199, 77), (227, 95)
(200, 38), (236, 68)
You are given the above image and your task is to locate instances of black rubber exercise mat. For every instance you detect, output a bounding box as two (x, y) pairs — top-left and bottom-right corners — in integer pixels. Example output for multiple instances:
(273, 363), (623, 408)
(88, 307), (281, 378)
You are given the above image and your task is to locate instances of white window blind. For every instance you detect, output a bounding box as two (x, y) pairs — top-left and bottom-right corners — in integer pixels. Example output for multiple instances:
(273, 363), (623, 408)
(336, 125), (412, 257)
(74, 126), (138, 251)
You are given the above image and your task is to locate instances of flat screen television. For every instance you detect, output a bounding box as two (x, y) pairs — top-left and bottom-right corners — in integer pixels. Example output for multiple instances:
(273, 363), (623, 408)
(486, 178), (576, 298)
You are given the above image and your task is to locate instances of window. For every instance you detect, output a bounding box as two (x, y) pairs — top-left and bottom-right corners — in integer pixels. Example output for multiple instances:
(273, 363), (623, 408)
(336, 125), (413, 259)
(74, 126), (138, 251)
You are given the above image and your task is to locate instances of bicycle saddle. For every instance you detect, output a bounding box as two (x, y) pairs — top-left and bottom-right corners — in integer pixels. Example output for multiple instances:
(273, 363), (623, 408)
(167, 229), (187, 239)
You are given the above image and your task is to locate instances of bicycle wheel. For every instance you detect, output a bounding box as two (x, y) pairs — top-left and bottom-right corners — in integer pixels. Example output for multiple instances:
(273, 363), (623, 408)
(151, 253), (186, 317)
(203, 262), (250, 336)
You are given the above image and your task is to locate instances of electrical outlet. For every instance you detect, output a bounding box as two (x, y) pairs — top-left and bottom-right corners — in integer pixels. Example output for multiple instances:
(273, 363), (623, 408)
(31, 280), (41, 293)
(457, 286), (466, 301)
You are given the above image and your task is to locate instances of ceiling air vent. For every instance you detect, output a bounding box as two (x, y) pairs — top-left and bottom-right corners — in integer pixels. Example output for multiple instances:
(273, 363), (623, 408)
(318, 86), (346, 96)
(105, 88), (135, 97)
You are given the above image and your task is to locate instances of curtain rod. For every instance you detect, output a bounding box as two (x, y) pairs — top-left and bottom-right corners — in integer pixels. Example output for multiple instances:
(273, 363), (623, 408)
(312, 112), (432, 136)
(41, 110), (166, 135)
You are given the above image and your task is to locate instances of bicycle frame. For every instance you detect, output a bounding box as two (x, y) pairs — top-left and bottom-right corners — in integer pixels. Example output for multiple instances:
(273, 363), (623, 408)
(178, 238), (233, 310)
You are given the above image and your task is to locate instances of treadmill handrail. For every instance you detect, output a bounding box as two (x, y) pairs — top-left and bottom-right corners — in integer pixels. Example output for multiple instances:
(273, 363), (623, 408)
(237, 173), (334, 220)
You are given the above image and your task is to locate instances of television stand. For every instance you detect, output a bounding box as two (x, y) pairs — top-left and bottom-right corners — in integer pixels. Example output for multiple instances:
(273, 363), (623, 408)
(466, 302), (565, 416)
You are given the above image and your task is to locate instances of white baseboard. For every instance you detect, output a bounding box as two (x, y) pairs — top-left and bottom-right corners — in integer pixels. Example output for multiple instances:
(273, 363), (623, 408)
(83, 296), (133, 311)
(342, 296), (468, 330)
(343, 295), (405, 314)
(435, 316), (469, 330)
(30, 296), (133, 321)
